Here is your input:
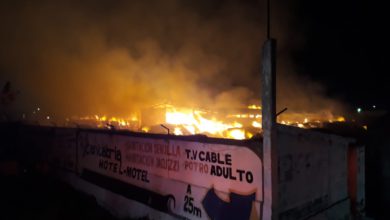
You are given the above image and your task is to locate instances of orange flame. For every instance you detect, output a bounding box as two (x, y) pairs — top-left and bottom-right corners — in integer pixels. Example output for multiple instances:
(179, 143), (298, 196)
(72, 104), (347, 140)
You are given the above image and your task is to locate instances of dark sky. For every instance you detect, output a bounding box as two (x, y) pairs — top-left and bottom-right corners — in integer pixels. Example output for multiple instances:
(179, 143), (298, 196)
(0, 0), (387, 118)
(294, 0), (389, 111)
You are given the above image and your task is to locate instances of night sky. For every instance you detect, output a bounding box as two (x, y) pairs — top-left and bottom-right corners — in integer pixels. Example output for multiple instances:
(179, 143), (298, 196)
(0, 0), (388, 119)
(295, 0), (388, 111)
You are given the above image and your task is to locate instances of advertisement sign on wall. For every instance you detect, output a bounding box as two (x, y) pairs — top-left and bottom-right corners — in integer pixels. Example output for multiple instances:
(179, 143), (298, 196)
(78, 131), (263, 219)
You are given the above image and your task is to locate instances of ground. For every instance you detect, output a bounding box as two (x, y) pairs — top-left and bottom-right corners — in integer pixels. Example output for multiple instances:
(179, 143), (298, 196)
(0, 171), (146, 220)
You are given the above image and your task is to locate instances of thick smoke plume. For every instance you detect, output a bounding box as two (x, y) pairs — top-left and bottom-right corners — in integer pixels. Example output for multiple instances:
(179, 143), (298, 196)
(0, 0), (345, 121)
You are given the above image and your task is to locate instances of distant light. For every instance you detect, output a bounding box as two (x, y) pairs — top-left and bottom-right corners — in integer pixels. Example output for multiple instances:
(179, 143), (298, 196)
(373, 105), (376, 109)
(357, 108), (362, 113)
(37, 107), (40, 111)
(46, 116), (50, 120)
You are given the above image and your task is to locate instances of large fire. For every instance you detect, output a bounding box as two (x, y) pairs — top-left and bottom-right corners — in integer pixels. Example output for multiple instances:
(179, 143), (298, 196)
(67, 104), (345, 140)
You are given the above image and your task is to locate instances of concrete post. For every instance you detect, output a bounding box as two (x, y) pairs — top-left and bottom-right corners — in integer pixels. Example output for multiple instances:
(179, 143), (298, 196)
(261, 39), (278, 220)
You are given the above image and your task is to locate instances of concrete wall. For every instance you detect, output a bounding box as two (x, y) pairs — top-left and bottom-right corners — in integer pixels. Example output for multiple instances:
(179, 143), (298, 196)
(277, 125), (355, 220)
(1, 123), (365, 220)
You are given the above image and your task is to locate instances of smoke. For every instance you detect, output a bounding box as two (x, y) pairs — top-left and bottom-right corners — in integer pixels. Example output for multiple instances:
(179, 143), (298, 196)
(0, 0), (345, 120)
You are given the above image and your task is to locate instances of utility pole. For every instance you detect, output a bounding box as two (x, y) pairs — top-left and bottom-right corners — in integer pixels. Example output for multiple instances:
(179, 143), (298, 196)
(261, 0), (278, 219)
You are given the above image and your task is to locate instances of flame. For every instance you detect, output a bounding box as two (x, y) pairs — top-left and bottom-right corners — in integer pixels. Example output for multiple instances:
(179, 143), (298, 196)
(227, 128), (246, 140)
(248, 104), (262, 110)
(173, 127), (183, 135)
(141, 126), (150, 132)
(252, 121), (262, 128)
(71, 104), (348, 140)
(337, 117), (345, 122)
(165, 108), (241, 137)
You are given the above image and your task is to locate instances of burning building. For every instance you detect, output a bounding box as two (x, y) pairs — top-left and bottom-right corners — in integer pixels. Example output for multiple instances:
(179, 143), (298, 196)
(0, 1), (368, 219)
(64, 103), (346, 140)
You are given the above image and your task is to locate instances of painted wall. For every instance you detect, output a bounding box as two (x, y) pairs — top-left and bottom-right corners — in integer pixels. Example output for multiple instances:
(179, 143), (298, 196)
(11, 124), (364, 220)
(19, 126), (263, 220)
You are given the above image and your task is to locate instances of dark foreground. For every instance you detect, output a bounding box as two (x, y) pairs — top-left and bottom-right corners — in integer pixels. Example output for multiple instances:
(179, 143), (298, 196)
(0, 172), (145, 220)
